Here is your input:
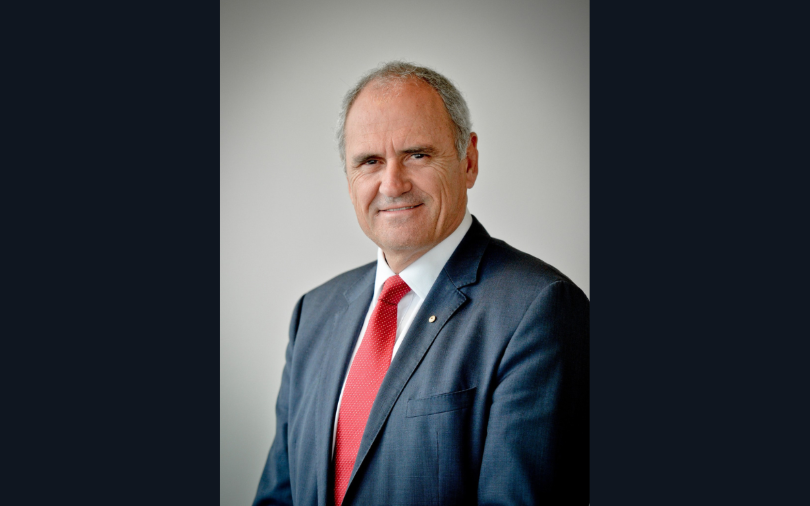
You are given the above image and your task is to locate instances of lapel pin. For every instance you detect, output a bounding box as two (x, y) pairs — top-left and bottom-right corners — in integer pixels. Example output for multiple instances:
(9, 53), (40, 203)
(428, 315), (436, 322)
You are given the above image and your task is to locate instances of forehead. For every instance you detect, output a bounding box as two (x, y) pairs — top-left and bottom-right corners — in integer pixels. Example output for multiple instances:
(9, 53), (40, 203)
(344, 79), (454, 149)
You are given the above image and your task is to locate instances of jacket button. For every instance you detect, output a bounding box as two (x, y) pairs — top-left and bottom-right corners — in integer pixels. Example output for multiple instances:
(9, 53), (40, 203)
(428, 315), (436, 322)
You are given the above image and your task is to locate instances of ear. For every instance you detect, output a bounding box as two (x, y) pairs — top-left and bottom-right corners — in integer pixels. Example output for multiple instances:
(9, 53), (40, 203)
(464, 132), (479, 189)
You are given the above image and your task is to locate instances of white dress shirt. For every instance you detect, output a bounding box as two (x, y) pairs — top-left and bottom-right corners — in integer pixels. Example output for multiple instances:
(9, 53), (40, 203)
(331, 209), (473, 455)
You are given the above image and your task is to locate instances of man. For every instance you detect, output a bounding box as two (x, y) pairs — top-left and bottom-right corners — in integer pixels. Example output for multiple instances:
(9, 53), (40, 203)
(253, 61), (589, 505)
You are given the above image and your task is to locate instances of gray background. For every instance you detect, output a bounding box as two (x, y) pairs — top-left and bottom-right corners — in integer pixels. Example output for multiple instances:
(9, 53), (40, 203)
(221, 0), (588, 504)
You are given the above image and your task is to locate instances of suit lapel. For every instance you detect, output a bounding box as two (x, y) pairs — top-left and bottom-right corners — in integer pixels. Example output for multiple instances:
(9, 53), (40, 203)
(313, 265), (375, 506)
(344, 217), (492, 498)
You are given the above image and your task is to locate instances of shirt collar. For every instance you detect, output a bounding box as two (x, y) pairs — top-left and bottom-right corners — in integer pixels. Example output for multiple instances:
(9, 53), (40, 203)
(373, 209), (473, 301)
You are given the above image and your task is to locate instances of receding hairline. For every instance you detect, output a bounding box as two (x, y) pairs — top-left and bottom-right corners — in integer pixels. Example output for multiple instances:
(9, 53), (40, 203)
(343, 76), (457, 143)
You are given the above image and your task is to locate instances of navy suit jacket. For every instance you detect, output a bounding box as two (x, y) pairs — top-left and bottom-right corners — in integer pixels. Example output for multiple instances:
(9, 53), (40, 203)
(253, 217), (589, 505)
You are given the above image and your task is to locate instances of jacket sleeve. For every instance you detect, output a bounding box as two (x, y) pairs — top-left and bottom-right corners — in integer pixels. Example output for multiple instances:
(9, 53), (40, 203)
(252, 295), (304, 506)
(478, 280), (590, 505)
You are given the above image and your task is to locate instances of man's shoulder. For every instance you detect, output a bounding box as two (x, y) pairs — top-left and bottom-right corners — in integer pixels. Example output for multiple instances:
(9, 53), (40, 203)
(303, 260), (376, 301)
(479, 237), (585, 297)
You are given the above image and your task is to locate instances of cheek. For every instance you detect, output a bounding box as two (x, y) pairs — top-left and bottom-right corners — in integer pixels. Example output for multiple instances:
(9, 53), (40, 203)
(434, 172), (461, 201)
(350, 180), (375, 212)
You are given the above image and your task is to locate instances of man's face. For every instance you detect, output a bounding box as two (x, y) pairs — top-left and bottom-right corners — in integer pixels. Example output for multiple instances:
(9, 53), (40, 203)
(344, 79), (478, 267)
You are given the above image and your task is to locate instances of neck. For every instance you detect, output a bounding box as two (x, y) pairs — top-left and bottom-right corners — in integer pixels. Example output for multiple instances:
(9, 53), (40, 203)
(382, 248), (430, 274)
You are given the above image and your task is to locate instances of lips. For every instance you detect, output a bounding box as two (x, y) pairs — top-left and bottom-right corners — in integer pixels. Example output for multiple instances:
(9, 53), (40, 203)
(380, 204), (422, 212)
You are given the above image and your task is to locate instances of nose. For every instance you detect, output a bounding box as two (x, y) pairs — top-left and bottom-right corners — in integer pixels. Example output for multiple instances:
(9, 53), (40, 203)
(379, 159), (411, 198)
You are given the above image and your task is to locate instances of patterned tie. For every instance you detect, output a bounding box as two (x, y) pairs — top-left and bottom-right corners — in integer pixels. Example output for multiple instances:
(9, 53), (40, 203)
(333, 275), (411, 506)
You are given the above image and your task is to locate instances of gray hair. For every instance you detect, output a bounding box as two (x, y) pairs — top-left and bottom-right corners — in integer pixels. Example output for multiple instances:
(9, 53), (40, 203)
(337, 61), (472, 169)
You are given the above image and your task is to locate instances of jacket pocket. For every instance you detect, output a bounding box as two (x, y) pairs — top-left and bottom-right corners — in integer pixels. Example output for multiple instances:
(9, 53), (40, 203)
(405, 387), (476, 418)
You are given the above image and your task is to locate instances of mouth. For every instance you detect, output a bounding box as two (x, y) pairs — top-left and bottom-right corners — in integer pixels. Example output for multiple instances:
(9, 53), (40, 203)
(380, 204), (422, 212)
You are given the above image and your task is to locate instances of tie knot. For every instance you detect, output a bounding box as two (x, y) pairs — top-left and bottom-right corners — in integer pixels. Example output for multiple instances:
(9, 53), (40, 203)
(379, 275), (411, 306)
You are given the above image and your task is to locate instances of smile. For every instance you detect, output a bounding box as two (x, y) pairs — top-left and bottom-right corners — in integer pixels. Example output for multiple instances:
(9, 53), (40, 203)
(381, 204), (422, 212)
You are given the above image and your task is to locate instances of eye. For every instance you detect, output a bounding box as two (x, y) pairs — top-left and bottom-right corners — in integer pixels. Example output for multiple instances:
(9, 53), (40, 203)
(412, 153), (426, 159)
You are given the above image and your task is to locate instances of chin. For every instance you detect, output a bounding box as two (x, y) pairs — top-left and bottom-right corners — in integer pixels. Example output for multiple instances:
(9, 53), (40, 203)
(377, 234), (430, 253)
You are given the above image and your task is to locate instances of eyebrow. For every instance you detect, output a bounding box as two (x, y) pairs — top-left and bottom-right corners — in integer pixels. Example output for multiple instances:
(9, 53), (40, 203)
(401, 145), (437, 155)
(351, 146), (438, 166)
(351, 153), (379, 166)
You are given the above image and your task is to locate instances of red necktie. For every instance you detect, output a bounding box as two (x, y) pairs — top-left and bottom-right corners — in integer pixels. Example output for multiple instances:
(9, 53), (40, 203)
(333, 275), (411, 506)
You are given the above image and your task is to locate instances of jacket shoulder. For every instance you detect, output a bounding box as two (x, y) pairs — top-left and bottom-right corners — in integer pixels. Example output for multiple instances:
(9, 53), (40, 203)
(480, 238), (586, 298)
(303, 260), (376, 301)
